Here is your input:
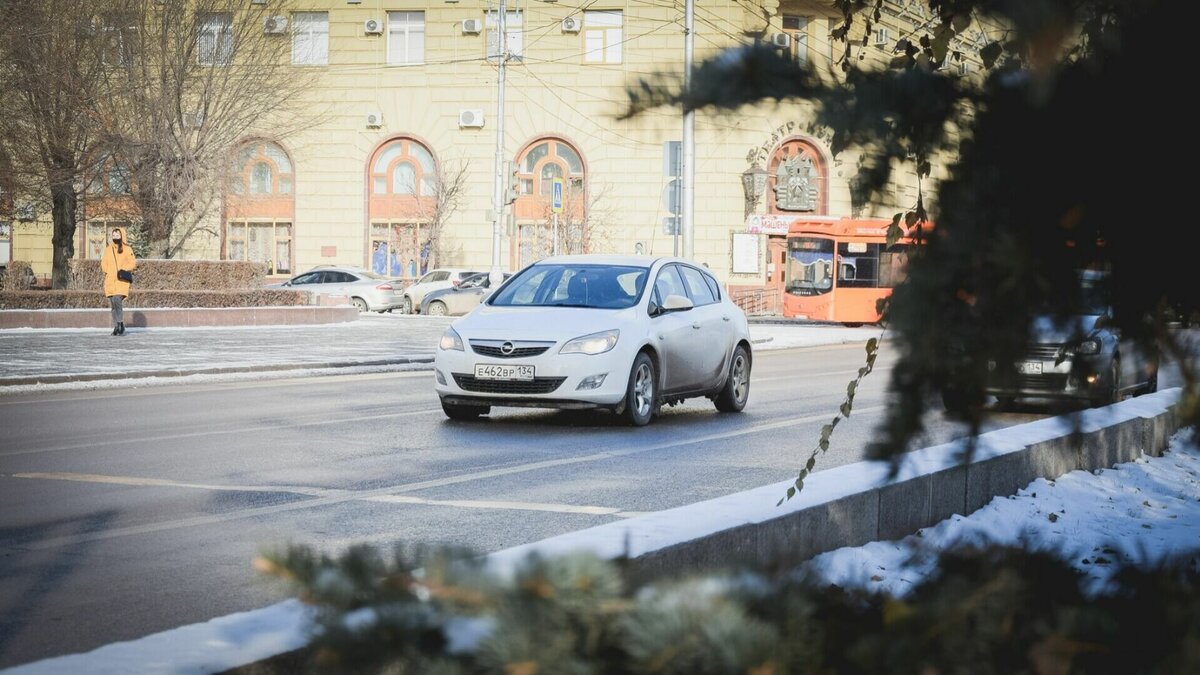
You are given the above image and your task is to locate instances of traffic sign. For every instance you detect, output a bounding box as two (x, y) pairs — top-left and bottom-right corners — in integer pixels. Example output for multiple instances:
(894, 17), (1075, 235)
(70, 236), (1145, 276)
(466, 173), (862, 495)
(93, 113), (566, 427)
(551, 178), (564, 214)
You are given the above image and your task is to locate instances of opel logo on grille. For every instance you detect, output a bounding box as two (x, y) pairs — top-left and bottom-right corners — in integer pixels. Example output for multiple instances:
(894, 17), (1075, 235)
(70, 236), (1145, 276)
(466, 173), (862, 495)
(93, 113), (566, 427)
(500, 341), (515, 355)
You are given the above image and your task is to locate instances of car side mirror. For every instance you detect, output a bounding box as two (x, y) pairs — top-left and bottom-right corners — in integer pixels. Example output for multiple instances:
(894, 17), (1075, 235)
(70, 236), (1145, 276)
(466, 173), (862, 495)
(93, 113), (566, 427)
(662, 294), (694, 313)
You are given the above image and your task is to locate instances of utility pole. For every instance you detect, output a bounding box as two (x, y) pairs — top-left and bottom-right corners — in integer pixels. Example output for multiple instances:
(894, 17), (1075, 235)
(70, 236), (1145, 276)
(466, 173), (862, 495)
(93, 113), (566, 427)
(681, 0), (695, 260)
(490, 0), (508, 276)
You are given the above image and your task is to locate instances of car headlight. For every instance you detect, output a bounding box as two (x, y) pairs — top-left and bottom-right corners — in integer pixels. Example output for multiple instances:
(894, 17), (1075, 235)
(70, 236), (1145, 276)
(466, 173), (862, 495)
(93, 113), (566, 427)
(1073, 339), (1101, 355)
(439, 327), (464, 351)
(560, 329), (619, 355)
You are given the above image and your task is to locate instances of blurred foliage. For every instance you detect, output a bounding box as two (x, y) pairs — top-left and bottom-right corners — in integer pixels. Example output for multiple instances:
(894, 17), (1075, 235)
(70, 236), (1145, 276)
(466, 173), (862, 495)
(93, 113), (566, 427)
(626, 0), (1199, 475)
(253, 542), (1200, 674)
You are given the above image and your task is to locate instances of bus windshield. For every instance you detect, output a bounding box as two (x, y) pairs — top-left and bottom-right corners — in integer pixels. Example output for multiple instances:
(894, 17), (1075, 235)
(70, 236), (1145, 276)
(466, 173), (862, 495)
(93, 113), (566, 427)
(786, 237), (834, 296)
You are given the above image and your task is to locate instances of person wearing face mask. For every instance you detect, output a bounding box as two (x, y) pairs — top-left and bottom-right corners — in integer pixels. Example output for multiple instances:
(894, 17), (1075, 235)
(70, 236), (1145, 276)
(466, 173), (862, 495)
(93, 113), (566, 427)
(100, 226), (137, 336)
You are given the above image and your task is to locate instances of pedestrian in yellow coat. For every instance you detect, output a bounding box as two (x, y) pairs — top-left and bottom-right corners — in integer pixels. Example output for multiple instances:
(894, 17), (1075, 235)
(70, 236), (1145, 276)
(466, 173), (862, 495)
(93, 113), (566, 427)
(100, 226), (137, 336)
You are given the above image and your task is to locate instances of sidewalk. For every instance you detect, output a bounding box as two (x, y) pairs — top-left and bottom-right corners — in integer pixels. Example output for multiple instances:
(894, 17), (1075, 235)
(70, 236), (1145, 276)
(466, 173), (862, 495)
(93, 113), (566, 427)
(0, 314), (883, 390)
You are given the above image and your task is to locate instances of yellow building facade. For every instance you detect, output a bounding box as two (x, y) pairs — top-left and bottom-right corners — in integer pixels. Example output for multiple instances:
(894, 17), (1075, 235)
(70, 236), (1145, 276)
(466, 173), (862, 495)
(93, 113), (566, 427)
(6, 0), (983, 303)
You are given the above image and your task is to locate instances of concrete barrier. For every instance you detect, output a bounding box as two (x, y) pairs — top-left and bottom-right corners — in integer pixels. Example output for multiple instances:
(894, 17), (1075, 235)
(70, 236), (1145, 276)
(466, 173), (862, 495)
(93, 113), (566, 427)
(0, 306), (359, 329)
(487, 388), (1184, 582)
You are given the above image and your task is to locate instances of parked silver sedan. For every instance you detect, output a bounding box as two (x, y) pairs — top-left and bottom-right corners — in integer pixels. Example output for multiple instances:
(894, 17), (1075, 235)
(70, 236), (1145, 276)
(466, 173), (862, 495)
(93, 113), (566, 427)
(420, 272), (512, 316)
(268, 266), (403, 313)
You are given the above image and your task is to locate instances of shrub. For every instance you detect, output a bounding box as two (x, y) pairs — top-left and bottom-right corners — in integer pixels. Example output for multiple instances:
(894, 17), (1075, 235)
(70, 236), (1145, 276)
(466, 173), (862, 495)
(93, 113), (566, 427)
(246, 543), (1200, 674)
(0, 289), (310, 310)
(1, 261), (34, 291)
(67, 258), (270, 291)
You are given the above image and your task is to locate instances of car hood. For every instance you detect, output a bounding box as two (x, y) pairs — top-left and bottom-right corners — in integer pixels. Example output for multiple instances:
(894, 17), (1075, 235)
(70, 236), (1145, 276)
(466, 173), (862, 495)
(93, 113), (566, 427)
(453, 304), (640, 341)
(1029, 314), (1102, 343)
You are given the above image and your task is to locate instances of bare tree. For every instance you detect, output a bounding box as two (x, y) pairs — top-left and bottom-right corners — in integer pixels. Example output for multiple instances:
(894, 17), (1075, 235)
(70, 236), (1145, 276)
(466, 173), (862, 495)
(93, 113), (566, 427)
(92, 0), (318, 258)
(420, 160), (471, 269)
(0, 0), (112, 287)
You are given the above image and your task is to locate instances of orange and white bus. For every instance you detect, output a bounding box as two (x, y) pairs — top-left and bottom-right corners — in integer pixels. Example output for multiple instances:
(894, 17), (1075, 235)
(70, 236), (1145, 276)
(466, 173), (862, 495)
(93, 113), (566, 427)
(783, 217), (927, 325)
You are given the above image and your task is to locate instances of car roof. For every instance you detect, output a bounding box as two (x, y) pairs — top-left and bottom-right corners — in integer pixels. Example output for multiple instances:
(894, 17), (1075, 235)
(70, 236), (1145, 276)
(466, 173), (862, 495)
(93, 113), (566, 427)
(534, 254), (705, 269)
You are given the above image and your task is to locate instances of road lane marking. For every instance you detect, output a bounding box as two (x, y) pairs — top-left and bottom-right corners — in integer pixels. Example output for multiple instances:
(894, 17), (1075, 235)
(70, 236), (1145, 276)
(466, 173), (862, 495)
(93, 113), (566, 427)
(10, 404), (887, 551)
(362, 495), (625, 516)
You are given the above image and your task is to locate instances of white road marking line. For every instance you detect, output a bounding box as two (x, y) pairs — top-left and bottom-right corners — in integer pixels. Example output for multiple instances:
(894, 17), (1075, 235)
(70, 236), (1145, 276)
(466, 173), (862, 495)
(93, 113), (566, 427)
(363, 495), (623, 516)
(11, 405), (887, 551)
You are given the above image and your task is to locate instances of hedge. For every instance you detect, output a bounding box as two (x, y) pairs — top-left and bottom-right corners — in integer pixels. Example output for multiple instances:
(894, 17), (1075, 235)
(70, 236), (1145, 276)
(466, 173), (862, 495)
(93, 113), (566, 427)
(1, 261), (34, 291)
(0, 289), (310, 310)
(68, 258), (270, 291)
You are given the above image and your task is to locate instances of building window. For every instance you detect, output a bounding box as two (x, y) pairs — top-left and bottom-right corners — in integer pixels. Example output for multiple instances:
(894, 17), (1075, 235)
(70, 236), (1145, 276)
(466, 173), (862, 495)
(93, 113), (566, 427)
(783, 15), (809, 65)
(198, 13), (233, 66)
(387, 11), (424, 65)
(583, 11), (622, 64)
(86, 157), (132, 196)
(231, 142), (294, 196)
(370, 138), (437, 198)
(227, 221), (292, 275)
(512, 137), (588, 267)
(486, 10), (523, 61)
(827, 18), (838, 63)
(371, 223), (428, 277)
(292, 12), (328, 65)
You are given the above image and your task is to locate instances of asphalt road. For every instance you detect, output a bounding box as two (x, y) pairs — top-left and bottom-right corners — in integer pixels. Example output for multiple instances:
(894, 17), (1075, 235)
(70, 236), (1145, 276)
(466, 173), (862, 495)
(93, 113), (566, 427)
(0, 343), (1130, 668)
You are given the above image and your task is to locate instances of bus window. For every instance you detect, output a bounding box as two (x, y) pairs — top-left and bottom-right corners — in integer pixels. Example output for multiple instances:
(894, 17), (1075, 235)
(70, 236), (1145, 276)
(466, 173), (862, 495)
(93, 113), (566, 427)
(836, 242), (880, 288)
(878, 245), (912, 288)
(786, 237), (834, 296)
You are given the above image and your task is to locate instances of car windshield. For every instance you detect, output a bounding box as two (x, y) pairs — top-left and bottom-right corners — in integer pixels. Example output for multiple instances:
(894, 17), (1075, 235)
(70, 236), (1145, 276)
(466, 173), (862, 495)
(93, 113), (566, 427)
(489, 264), (648, 309)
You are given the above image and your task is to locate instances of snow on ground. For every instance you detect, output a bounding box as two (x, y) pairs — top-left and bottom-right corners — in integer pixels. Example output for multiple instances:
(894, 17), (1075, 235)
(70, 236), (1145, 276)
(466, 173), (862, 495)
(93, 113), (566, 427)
(803, 429), (1200, 597)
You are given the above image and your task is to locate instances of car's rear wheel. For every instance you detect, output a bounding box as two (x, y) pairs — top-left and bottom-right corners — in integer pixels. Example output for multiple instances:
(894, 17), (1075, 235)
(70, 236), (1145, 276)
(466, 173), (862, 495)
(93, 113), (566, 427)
(713, 345), (751, 412)
(351, 297), (368, 313)
(427, 300), (448, 316)
(401, 297), (413, 315)
(623, 352), (656, 426)
(441, 399), (489, 421)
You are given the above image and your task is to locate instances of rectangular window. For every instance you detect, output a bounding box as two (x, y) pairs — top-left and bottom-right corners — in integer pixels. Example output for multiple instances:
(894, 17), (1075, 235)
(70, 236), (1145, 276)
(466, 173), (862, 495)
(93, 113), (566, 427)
(85, 221), (130, 260)
(486, 10), (523, 61)
(387, 11), (424, 65)
(198, 13), (233, 66)
(228, 221), (292, 276)
(783, 15), (809, 65)
(583, 10), (622, 64)
(827, 18), (838, 64)
(292, 12), (328, 65)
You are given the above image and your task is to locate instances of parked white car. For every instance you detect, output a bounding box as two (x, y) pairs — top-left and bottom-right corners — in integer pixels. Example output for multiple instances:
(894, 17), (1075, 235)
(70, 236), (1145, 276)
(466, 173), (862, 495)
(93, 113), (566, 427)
(399, 268), (482, 314)
(432, 255), (752, 425)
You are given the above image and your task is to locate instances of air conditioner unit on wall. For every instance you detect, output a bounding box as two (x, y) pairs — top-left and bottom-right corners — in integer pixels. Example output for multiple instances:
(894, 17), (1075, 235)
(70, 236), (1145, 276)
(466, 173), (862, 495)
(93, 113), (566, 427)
(458, 109), (484, 128)
(561, 16), (580, 33)
(263, 16), (288, 35)
(462, 18), (482, 34)
(366, 111), (383, 128)
(364, 18), (383, 35)
(770, 32), (791, 48)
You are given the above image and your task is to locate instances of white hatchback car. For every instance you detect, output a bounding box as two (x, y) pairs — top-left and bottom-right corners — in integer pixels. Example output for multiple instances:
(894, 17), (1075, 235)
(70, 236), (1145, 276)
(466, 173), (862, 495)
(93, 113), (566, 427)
(399, 268), (483, 314)
(433, 255), (752, 425)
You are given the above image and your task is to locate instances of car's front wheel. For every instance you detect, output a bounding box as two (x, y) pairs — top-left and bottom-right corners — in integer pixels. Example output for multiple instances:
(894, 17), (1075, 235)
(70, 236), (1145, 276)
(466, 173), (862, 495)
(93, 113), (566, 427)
(401, 296), (413, 315)
(622, 352), (656, 426)
(713, 345), (750, 412)
(427, 300), (448, 316)
(441, 399), (489, 421)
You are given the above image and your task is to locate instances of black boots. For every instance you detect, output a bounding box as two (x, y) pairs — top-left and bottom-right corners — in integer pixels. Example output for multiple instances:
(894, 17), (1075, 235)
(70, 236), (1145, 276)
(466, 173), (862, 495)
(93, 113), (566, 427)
(112, 322), (126, 336)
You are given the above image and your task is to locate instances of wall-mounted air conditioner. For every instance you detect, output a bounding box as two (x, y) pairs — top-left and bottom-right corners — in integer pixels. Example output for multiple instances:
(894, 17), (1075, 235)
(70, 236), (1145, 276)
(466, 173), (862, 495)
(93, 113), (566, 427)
(458, 109), (485, 128)
(364, 18), (383, 35)
(770, 32), (791, 48)
(462, 18), (482, 34)
(561, 16), (580, 33)
(366, 111), (383, 128)
(263, 16), (288, 35)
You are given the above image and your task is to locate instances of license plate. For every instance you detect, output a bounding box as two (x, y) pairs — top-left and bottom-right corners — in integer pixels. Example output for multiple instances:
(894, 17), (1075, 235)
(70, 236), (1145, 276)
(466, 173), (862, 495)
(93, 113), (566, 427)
(1018, 361), (1043, 375)
(474, 364), (535, 381)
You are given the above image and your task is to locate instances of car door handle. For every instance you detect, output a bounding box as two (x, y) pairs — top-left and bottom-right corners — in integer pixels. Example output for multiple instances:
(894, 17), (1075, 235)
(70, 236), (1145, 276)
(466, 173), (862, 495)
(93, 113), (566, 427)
(722, 316), (731, 322)
(658, 334), (666, 341)
(692, 322), (701, 329)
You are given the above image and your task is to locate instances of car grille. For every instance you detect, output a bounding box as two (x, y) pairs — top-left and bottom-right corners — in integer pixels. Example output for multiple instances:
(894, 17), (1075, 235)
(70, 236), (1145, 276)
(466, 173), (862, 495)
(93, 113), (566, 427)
(471, 344), (551, 359)
(1026, 344), (1064, 361)
(452, 374), (566, 394)
(1012, 374), (1069, 392)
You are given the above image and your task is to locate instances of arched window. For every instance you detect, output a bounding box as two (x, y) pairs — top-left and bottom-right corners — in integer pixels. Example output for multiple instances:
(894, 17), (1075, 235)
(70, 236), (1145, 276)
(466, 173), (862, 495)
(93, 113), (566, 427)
(367, 136), (440, 277)
(512, 137), (588, 268)
(225, 140), (295, 276)
(766, 137), (828, 215)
